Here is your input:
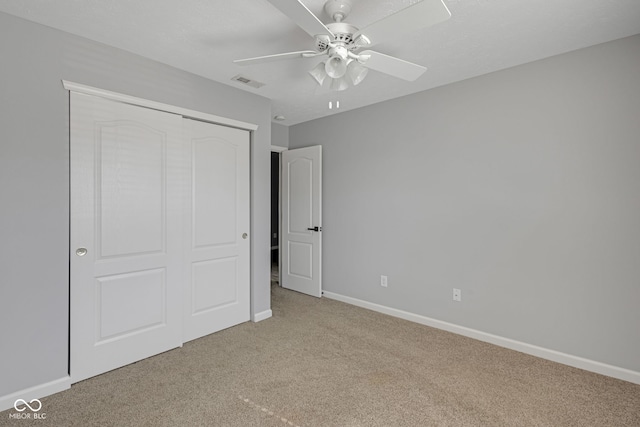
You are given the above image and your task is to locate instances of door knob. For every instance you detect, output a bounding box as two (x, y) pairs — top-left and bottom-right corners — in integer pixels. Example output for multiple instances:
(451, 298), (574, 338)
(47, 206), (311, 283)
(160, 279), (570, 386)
(242, 233), (248, 239)
(75, 248), (87, 257)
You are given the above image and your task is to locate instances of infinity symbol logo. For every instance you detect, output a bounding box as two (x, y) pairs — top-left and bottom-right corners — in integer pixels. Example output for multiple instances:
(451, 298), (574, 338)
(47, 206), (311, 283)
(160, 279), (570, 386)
(14, 399), (42, 412)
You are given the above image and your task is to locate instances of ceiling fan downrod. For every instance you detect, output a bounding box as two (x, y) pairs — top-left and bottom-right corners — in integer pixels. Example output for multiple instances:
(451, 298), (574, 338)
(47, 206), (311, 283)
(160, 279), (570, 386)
(324, 0), (353, 23)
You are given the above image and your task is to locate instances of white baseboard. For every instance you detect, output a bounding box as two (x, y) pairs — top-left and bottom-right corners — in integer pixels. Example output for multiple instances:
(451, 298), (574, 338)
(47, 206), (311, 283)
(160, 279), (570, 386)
(252, 309), (272, 323)
(0, 376), (70, 412)
(322, 291), (640, 385)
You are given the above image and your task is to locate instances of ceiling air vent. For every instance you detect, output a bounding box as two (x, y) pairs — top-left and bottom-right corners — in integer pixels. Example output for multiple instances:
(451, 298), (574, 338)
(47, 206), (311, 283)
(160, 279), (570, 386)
(231, 74), (265, 89)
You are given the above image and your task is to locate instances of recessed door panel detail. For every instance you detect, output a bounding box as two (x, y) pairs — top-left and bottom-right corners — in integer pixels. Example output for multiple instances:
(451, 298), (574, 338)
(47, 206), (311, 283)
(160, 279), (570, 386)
(288, 158), (313, 235)
(289, 241), (313, 280)
(97, 121), (166, 259)
(191, 258), (238, 315)
(96, 268), (166, 343)
(192, 137), (237, 249)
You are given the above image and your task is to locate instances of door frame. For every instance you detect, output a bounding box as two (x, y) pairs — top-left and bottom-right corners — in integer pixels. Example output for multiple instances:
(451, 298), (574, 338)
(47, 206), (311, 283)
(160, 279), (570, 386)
(271, 145), (287, 287)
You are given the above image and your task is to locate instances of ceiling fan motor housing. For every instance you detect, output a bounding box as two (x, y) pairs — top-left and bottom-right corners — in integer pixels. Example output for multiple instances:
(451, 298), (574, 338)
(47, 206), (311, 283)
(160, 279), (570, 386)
(326, 22), (360, 51)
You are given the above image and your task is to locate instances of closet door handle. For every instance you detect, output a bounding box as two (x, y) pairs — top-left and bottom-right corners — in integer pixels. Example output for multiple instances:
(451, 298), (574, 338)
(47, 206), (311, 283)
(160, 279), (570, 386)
(307, 226), (321, 232)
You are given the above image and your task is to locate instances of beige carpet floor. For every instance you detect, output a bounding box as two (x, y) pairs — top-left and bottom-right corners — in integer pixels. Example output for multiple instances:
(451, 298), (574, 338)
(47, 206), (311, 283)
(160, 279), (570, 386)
(2, 283), (639, 426)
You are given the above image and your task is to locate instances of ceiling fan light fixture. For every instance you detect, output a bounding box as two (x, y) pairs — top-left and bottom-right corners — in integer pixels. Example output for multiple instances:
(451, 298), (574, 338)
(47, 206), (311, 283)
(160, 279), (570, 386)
(325, 55), (348, 79)
(309, 62), (328, 86)
(330, 76), (349, 92)
(347, 60), (369, 86)
(325, 45), (349, 79)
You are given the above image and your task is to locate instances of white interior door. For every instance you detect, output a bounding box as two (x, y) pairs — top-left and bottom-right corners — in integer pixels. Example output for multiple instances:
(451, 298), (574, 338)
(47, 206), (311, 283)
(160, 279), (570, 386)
(183, 119), (250, 342)
(70, 93), (184, 383)
(281, 146), (322, 297)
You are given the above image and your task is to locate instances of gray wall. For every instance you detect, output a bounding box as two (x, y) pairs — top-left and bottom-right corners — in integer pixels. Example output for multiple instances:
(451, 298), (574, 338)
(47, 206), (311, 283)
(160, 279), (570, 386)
(290, 34), (640, 373)
(271, 122), (290, 148)
(0, 12), (272, 397)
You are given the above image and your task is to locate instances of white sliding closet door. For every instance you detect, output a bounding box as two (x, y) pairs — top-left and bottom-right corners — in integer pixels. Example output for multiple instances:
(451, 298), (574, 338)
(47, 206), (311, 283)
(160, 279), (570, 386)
(70, 93), (185, 383)
(183, 119), (250, 342)
(70, 93), (251, 383)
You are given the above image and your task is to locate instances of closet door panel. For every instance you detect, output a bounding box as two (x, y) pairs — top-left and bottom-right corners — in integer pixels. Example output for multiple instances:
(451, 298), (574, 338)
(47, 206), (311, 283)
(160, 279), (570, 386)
(183, 118), (250, 342)
(70, 93), (184, 383)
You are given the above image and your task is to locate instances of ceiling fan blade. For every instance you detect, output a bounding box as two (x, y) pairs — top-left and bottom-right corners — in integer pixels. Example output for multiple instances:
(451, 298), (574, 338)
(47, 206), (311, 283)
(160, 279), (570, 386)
(234, 50), (319, 66)
(267, 0), (334, 39)
(354, 0), (451, 47)
(359, 50), (427, 81)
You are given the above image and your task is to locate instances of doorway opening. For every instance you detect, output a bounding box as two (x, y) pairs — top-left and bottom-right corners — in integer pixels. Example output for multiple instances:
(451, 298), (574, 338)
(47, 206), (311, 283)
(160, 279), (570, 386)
(271, 150), (280, 287)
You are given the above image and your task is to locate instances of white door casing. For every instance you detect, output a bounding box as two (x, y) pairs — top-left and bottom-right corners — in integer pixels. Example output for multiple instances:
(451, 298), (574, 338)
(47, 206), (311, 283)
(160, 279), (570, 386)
(281, 146), (322, 297)
(70, 93), (185, 382)
(183, 119), (250, 342)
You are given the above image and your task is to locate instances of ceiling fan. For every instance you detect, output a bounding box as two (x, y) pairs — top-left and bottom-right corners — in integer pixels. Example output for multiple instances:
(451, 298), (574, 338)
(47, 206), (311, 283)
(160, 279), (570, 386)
(234, 0), (451, 91)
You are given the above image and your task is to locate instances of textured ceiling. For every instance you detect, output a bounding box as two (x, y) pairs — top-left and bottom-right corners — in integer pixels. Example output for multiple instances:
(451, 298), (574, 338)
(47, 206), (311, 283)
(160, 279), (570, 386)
(1, 0), (639, 125)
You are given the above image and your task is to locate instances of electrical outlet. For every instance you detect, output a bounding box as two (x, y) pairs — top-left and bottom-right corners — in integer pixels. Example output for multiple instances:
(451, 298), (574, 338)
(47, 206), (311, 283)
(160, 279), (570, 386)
(453, 288), (461, 302)
(380, 275), (388, 287)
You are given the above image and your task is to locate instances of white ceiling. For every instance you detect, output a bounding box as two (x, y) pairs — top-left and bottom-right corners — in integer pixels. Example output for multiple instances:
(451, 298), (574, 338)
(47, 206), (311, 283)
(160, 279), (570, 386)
(1, 0), (639, 125)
